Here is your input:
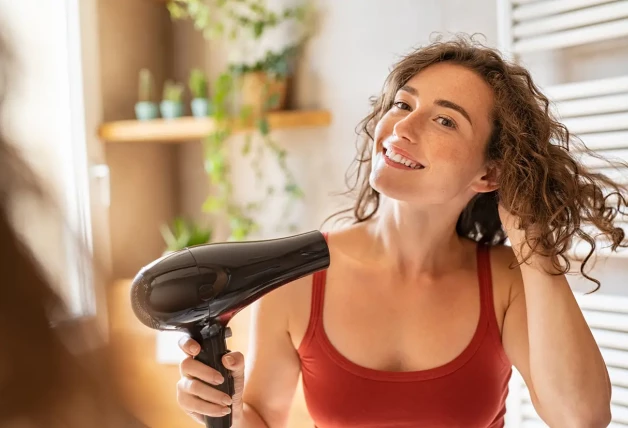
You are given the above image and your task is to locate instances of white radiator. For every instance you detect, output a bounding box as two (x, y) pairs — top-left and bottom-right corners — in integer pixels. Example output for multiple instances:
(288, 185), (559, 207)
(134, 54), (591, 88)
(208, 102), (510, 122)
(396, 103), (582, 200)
(498, 0), (628, 54)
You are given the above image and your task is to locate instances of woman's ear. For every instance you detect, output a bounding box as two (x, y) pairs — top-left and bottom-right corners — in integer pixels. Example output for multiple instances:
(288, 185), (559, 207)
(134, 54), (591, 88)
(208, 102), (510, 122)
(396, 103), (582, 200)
(472, 163), (500, 194)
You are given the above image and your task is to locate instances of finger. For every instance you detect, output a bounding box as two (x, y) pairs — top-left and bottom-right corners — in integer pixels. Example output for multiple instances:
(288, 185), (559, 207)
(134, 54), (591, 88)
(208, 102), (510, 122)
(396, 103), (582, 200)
(178, 377), (233, 406)
(222, 351), (245, 377)
(180, 357), (225, 385)
(179, 394), (231, 417)
(222, 352), (245, 405)
(178, 335), (201, 356)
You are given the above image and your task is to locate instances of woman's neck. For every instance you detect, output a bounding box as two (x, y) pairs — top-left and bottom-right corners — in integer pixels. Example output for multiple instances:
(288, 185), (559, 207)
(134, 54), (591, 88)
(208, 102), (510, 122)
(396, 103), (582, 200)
(365, 197), (470, 279)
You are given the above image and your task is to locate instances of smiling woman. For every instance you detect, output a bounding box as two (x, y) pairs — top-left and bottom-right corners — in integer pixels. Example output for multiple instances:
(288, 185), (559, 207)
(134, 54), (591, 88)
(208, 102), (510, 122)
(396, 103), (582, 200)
(370, 62), (497, 210)
(174, 34), (624, 428)
(344, 36), (627, 273)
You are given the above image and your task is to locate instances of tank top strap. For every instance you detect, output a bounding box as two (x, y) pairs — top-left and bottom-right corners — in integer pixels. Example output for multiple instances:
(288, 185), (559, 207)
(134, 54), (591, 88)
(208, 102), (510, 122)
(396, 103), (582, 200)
(476, 243), (495, 321)
(298, 232), (328, 352)
(475, 243), (507, 362)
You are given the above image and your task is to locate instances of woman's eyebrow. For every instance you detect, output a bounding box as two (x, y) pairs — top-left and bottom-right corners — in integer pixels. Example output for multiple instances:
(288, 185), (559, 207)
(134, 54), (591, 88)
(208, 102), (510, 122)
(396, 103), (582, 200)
(399, 85), (473, 126)
(434, 99), (472, 126)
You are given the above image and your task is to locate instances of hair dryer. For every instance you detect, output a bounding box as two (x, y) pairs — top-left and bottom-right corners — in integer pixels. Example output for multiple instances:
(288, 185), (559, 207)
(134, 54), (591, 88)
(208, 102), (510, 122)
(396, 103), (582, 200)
(129, 230), (330, 428)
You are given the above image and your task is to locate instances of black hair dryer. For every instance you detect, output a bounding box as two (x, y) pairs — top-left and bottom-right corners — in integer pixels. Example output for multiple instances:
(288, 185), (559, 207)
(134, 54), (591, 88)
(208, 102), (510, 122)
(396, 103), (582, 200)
(130, 230), (330, 428)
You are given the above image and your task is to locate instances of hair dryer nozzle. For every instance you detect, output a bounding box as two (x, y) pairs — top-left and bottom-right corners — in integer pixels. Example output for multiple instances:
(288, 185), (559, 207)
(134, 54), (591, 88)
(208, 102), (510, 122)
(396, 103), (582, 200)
(130, 230), (330, 330)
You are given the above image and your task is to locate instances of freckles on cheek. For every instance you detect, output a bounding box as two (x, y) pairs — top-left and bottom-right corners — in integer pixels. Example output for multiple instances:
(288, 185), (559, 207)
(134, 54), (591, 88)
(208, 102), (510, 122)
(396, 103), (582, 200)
(431, 144), (468, 165)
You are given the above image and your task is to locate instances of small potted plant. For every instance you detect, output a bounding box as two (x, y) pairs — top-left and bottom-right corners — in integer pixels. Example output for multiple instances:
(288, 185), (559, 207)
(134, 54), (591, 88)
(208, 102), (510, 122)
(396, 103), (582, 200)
(234, 45), (296, 115)
(160, 217), (212, 255)
(160, 80), (185, 119)
(135, 68), (159, 120)
(189, 68), (211, 118)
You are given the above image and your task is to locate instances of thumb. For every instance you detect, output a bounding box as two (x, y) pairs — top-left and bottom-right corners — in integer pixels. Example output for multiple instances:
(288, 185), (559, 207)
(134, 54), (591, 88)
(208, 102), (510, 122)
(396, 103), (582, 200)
(222, 352), (245, 406)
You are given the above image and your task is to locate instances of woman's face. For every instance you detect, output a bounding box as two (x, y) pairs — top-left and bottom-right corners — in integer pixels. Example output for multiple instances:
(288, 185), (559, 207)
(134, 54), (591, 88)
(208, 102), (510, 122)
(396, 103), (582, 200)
(370, 62), (497, 207)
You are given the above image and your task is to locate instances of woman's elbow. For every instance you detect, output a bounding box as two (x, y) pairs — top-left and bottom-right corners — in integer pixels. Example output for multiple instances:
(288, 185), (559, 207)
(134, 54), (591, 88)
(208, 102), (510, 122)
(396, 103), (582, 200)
(541, 400), (612, 428)
(568, 405), (612, 428)
(588, 407), (612, 428)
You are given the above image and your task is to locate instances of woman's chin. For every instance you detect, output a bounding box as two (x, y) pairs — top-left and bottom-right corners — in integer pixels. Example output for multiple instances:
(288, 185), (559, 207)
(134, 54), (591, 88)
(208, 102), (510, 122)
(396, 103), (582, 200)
(369, 173), (419, 202)
(369, 169), (454, 207)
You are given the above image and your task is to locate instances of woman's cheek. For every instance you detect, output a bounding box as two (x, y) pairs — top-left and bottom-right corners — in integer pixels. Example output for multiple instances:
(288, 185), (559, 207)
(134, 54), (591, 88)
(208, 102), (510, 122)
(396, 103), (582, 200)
(430, 137), (476, 167)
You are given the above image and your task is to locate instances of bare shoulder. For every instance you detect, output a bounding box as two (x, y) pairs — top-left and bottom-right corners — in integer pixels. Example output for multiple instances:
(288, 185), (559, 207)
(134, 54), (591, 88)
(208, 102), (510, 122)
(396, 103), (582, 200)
(262, 272), (313, 312)
(324, 222), (374, 263)
(325, 223), (368, 245)
(488, 244), (525, 308)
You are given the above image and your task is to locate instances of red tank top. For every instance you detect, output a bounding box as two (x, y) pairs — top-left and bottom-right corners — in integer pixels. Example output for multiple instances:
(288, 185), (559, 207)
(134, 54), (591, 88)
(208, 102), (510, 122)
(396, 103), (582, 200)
(297, 237), (513, 428)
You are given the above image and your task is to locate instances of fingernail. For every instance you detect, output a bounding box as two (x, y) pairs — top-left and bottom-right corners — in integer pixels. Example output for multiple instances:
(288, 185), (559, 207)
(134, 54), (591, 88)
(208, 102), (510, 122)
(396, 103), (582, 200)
(224, 355), (234, 365)
(222, 396), (232, 406)
(222, 407), (231, 415)
(190, 344), (200, 353)
(214, 375), (224, 385)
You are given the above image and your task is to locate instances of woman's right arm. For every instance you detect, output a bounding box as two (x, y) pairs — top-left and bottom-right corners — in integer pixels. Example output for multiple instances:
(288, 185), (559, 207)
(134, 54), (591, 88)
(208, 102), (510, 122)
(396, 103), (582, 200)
(177, 276), (307, 428)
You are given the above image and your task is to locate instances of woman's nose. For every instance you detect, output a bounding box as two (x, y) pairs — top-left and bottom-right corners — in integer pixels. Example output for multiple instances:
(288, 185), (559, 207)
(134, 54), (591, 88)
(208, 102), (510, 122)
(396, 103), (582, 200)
(392, 109), (422, 144)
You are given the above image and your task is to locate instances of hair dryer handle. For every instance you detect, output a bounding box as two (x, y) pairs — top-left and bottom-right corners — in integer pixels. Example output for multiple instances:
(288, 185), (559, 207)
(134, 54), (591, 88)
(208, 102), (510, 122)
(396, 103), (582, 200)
(191, 324), (235, 428)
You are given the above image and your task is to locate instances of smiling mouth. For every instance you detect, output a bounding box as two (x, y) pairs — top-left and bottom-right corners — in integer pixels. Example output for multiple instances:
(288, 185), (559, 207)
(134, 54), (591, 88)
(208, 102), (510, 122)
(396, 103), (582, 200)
(382, 147), (425, 170)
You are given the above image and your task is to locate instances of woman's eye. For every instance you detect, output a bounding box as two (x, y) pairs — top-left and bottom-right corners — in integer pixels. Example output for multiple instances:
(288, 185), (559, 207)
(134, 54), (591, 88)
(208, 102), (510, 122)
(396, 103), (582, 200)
(436, 116), (457, 129)
(392, 101), (411, 111)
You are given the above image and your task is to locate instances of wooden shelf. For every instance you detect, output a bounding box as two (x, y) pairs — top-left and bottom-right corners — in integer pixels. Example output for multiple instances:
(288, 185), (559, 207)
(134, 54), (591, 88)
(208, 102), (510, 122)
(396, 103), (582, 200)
(98, 109), (332, 143)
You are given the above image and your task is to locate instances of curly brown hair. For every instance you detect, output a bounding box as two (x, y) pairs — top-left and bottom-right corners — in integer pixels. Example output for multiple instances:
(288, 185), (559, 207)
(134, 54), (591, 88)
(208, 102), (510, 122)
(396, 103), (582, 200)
(329, 34), (628, 290)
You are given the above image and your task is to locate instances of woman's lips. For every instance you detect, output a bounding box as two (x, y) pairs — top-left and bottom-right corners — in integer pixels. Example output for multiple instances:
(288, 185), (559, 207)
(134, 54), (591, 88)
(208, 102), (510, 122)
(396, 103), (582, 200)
(386, 145), (423, 166)
(382, 146), (425, 170)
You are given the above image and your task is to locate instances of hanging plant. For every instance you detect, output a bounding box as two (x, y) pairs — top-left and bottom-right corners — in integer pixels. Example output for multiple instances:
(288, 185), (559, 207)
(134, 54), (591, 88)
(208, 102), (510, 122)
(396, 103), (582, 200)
(166, 0), (315, 240)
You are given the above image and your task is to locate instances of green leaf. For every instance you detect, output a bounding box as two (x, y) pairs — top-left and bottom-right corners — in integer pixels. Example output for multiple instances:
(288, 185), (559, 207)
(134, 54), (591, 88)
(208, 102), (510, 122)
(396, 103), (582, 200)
(285, 183), (304, 198)
(257, 117), (270, 136)
(188, 230), (211, 247)
(253, 21), (265, 38)
(161, 216), (212, 252)
(202, 196), (225, 212)
(213, 108), (227, 122)
(188, 1), (200, 16)
(242, 134), (252, 155)
(265, 93), (280, 110)
(204, 155), (226, 182)
(167, 2), (188, 19)
(239, 105), (253, 121)
(231, 227), (247, 241)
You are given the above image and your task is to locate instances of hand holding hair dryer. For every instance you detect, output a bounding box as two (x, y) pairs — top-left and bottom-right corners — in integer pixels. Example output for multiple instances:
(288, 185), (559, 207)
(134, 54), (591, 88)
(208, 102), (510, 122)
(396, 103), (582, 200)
(129, 230), (330, 428)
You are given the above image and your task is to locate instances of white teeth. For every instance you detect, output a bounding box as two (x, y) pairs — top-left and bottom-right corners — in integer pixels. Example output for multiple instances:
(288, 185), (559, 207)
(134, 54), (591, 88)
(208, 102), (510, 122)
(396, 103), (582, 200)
(385, 148), (422, 169)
